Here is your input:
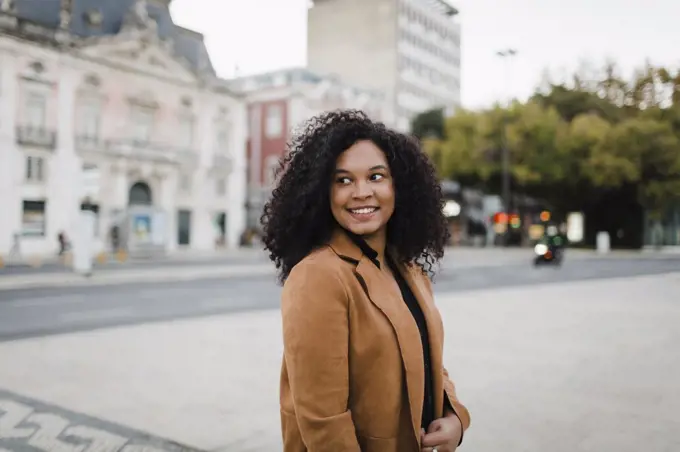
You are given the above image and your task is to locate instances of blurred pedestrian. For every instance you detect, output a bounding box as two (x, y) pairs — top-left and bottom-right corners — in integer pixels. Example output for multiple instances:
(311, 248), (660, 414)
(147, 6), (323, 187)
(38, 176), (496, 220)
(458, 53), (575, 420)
(110, 225), (120, 252)
(57, 231), (69, 256)
(261, 110), (470, 451)
(9, 232), (21, 260)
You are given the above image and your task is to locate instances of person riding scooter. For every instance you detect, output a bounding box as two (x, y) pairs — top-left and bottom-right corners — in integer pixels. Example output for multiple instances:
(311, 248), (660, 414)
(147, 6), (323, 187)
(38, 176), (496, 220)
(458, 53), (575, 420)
(534, 224), (566, 265)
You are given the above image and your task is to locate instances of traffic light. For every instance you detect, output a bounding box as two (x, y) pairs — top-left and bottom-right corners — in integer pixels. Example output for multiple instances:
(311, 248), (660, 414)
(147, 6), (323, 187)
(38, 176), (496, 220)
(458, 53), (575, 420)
(493, 212), (508, 224)
(540, 210), (551, 222)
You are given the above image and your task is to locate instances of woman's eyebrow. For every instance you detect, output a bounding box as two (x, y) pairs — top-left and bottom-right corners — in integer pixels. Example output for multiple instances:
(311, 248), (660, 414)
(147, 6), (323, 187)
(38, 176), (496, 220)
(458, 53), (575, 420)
(334, 165), (388, 174)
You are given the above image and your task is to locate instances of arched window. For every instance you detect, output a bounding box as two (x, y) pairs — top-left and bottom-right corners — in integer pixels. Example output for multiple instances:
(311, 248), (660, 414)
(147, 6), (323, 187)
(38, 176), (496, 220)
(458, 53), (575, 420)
(128, 181), (153, 205)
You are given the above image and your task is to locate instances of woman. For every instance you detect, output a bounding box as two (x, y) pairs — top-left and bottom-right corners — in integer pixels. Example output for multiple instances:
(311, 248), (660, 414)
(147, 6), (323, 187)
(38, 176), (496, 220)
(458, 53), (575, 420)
(262, 110), (470, 452)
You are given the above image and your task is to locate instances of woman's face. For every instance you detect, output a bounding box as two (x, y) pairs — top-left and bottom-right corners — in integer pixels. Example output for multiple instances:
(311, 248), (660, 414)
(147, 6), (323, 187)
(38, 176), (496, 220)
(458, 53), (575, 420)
(330, 140), (396, 238)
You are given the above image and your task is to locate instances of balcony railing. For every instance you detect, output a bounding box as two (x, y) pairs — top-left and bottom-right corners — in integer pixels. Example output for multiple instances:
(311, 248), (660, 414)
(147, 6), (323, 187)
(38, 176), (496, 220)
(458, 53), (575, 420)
(104, 139), (199, 166)
(74, 136), (200, 166)
(16, 126), (57, 149)
(75, 135), (102, 151)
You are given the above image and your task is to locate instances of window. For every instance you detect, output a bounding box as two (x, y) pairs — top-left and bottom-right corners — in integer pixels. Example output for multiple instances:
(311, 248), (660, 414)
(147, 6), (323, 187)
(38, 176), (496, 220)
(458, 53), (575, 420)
(178, 115), (194, 148)
(265, 104), (283, 138)
(215, 125), (229, 154)
(77, 97), (101, 139)
(25, 156), (44, 182)
(25, 92), (46, 128)
(22, 200), (46, 236)
(216, 178), (227, 196)
(179, 173), (191, 193)
(130, 106), (154, 142)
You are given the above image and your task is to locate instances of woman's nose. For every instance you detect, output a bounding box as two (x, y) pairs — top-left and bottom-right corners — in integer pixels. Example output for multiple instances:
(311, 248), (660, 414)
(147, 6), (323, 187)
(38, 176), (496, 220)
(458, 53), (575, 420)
(352, 180), (372, 199)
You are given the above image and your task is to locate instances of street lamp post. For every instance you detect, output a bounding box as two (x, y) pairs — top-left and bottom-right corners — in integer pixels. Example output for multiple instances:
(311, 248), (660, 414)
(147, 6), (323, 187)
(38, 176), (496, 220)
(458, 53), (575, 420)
(496, 48), (517, 247)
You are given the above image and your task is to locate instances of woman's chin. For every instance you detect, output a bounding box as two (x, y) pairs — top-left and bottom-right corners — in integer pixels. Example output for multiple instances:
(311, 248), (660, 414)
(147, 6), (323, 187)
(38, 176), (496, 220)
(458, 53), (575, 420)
(345, 223), (381, 237)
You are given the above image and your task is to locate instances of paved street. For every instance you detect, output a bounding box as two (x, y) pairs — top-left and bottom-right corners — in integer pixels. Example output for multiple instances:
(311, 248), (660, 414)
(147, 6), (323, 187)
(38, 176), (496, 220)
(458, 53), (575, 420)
(0, 254), (679, 452)
(0, 271), (679, 452)
(0, 255), (679, 341)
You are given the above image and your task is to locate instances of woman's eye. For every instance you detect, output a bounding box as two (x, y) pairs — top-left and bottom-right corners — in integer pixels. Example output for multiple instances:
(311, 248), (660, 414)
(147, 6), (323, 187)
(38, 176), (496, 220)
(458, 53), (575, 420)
(370, 174), (385, 181)
(337, 177), (351, 184)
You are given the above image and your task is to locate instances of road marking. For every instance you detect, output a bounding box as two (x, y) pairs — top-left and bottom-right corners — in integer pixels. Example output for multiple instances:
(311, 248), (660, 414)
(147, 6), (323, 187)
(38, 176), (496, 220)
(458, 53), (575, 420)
(0, 399), (35, 439)
(0, 390), (196, 452)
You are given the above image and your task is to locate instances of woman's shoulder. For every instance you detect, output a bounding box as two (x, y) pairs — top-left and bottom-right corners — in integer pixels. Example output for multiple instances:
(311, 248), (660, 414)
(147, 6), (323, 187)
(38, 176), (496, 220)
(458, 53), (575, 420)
(281, 246), (352, 309)
(283, 246), (350, 292)
(287, 246), (345, 279)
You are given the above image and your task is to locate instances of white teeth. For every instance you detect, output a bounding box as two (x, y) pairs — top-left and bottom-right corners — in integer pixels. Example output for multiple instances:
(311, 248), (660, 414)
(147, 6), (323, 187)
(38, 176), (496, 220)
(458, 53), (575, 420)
(351, 207), (377, 214)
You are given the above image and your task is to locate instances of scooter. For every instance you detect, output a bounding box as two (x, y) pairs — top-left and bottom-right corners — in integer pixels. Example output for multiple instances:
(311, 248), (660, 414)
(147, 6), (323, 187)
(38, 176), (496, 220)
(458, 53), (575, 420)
(533, 242), (564, 266)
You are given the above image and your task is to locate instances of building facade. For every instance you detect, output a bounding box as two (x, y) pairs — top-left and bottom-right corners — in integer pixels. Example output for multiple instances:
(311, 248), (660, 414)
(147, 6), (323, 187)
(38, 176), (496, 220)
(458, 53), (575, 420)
(0, 0), (247, 258)
(227, 67), (389, 229)
(307, 0), (461, 132)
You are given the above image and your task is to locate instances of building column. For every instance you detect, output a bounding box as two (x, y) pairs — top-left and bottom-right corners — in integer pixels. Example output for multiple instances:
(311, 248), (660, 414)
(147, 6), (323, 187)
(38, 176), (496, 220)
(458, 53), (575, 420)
(227, 101), (248, 248)
(47, 66), (82, 249)
(189, 95), (216, 251)
(157, 171), (177, 252)
(0, 52), (20, 255)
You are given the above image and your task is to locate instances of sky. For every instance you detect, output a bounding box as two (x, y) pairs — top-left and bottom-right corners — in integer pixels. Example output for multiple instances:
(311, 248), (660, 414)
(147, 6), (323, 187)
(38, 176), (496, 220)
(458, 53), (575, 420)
(171, 0), (680, 109)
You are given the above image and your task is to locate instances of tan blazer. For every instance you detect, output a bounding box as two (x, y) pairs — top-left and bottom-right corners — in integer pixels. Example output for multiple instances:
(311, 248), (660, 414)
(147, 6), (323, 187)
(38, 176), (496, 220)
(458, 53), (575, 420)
(280, 230), (471, 452)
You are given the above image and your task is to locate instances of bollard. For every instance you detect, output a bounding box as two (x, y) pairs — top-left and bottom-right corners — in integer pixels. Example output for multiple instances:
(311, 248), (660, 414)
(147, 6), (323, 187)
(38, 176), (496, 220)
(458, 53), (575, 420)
(596, 231), (610, 254)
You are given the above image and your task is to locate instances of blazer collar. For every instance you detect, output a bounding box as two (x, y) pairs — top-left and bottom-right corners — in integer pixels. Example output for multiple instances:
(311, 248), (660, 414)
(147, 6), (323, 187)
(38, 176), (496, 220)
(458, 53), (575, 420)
(328, 228), (381, 268)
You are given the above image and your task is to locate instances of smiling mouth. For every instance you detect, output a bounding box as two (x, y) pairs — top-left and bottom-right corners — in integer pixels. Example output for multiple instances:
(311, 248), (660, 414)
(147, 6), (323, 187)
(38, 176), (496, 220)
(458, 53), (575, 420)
(348, 207), (379, 215)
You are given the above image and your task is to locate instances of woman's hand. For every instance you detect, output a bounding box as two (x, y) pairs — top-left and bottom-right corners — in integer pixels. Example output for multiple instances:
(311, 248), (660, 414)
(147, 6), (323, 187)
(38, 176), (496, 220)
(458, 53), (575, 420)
(421, 413), (463, 452)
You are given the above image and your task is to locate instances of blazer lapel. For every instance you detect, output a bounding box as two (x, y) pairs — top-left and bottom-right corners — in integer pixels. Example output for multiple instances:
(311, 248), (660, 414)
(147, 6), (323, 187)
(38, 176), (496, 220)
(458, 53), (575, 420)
(328, 230), (425, 440)
(354, 258), (425, 441)
(401, 266), (445, 419)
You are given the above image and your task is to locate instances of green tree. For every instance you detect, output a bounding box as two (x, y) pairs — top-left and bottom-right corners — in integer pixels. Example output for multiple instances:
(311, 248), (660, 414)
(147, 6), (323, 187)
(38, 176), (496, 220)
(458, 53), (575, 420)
(505, 102), (567, 187)
(411, 108), (445, 140)
(532, 84), (623, 123)
(430, 60), (680, 244)
(426, 109), (488, 181)
(590, 117), (680, 215)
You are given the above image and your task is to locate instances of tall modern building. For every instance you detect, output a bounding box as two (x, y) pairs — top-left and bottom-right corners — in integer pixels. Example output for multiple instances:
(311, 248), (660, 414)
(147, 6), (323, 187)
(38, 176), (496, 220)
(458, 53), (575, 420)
(307, 0), (461, 132)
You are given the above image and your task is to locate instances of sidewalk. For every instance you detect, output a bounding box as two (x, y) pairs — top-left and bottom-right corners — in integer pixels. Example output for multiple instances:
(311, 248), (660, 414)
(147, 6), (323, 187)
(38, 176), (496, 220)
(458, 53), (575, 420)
(0, 246), (268, 269)
(0, 262), (275, 291)
(0, 273), (678, 451)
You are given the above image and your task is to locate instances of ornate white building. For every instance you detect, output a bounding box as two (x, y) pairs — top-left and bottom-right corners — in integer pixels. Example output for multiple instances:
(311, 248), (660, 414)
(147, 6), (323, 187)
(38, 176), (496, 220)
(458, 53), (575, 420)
(0, 0), (247, 258)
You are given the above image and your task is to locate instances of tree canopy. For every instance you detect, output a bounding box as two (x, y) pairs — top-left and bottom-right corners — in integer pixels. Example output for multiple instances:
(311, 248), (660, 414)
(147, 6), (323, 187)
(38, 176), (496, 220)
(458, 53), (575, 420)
(421, 62), (680, 218)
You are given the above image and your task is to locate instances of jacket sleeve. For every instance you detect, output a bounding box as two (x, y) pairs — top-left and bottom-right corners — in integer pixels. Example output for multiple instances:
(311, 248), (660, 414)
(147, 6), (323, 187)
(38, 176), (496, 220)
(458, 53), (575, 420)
(281, 261), (361, 451)
(443, 366), (471, 445)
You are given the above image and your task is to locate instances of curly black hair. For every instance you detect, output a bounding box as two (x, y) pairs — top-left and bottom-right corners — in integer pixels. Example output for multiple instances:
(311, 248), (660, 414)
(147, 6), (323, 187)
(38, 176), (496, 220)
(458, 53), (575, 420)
(260, 109), (449, 283)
